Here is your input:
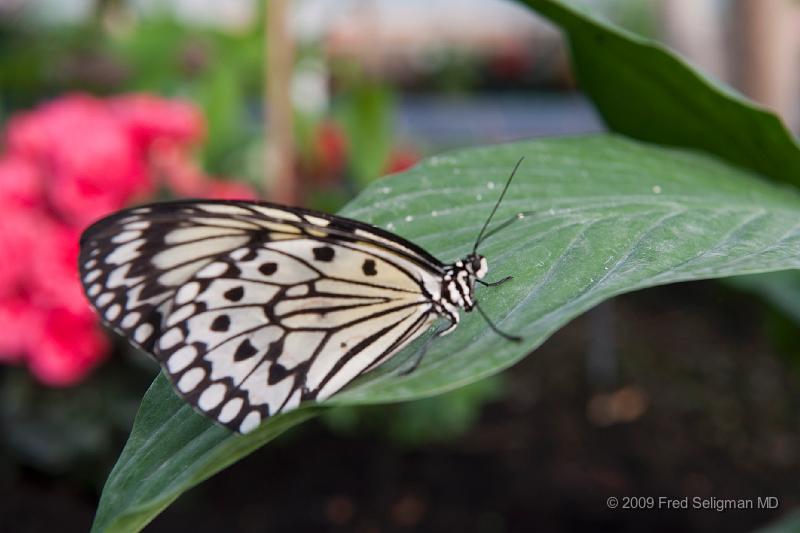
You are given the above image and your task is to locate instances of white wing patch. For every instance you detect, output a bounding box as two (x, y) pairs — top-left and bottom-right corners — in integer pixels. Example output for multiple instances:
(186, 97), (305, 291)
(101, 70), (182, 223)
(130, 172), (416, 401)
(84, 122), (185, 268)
(79, 200), (445, 434)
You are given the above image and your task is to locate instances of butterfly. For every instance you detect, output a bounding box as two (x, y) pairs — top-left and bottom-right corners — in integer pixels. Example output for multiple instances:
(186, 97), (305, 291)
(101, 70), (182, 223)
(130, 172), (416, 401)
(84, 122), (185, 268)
(79, 159), (523, 434)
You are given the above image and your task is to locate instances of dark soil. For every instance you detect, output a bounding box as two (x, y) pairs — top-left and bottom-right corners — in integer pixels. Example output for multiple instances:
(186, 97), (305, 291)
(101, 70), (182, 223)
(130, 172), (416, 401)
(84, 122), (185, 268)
(3, 281), (800, 532)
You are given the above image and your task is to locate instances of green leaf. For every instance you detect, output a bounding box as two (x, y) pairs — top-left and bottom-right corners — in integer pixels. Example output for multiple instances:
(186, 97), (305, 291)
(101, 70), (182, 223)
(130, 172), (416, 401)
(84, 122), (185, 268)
(94, 135), (800, 531)
(92, 373), (319, 533)
(521, 0), (800, 185)
(521, 0), (800, 328)
(334, 81), (395, 187)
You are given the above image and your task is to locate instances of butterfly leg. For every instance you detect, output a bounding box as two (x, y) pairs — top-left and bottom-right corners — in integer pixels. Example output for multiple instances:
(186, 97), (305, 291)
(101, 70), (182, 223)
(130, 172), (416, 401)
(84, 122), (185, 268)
(477, 276), (512, 287)
(398, 334), (435, 376)
(398, 322), (452, 376)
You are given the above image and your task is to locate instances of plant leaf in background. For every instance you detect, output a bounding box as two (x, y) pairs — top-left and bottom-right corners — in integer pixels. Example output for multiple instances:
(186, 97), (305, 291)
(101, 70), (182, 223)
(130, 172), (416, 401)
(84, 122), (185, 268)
(93, 374), (319, 533)
(521, 0), (800, 186)
(94, 135), (800, 532)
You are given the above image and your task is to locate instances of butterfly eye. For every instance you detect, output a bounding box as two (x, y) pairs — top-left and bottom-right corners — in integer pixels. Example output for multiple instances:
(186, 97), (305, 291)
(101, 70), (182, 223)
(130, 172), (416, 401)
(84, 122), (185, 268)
(471, 255), (483, 272)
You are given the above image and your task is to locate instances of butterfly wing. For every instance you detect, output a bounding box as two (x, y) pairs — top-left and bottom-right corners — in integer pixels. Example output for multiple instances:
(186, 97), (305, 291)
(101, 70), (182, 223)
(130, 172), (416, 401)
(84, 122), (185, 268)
(79, 200), (444, 433)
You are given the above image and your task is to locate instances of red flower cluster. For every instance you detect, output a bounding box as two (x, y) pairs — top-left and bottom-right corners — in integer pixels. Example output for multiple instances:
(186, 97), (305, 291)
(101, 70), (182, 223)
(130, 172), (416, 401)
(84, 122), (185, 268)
(384, 146), (420, 175)
(311, 120), (348, 184)
(305, 119), (419, 186)
(0, 93), (257, 386)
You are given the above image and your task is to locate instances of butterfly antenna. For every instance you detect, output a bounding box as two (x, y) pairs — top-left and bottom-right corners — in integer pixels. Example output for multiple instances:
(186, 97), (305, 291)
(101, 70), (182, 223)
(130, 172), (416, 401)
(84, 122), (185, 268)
(472, 157), (524, 254)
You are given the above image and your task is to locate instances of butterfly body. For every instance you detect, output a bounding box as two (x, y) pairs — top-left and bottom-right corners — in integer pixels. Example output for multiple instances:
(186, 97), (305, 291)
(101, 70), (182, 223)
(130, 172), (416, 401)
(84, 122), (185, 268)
(79, 200), (493, 433)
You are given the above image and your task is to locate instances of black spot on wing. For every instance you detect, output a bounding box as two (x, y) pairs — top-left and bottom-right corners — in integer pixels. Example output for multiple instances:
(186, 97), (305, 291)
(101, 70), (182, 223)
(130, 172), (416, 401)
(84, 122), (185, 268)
(224, 286), (244, 302)
(268, 363), (289, 385)
(234, 339), (257, 361)
(312, 246), (335, 262)
(210, 314), (231, 332)
(362, 259), (377, 276)
(259, 262), (278, 276)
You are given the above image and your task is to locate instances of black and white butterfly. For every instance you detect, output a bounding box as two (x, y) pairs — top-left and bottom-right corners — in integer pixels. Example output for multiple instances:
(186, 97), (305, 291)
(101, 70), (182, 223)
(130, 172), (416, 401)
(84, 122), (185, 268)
(79, 160), (523, 434)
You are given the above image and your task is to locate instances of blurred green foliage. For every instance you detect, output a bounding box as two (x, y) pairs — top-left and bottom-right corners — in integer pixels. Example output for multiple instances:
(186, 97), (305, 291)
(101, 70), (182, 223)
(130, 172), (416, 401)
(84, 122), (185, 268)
(108, 17), (265, 176)
(333, 74), (395, 189)
(0, 11), (264, 179)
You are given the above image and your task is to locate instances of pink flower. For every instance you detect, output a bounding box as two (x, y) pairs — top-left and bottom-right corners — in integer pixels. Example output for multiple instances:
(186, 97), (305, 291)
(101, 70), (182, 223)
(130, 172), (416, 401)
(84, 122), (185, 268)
(110, 93), (205, 151)
(0, 155), (43, 209)
(4, 109), (50, 160)
(0, 207), (41, 298)
(148, 140), (259, 200)
(204, 179), (259, 201)
(150, 139), (208, 196)
(0, 91), (257, 386)
(6, 94), (152, 227)
(29, 307), (108, 386)
(30, 222), (88, 313)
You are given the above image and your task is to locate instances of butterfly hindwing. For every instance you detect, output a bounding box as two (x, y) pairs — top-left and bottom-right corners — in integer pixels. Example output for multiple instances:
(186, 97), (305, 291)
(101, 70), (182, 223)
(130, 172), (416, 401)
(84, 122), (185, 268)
(80, 200), (444, 433)
(78, 204), (258, 353)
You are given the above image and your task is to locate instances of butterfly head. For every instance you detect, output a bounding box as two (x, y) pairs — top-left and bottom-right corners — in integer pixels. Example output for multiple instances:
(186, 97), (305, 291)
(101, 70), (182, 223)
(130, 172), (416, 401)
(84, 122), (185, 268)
(466, 252), (488, 280)
(443, 253), (487, 312)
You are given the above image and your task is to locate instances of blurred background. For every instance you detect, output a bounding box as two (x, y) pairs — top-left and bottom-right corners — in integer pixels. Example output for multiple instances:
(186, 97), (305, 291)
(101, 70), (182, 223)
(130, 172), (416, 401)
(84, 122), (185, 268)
(1, 0), (800, 531)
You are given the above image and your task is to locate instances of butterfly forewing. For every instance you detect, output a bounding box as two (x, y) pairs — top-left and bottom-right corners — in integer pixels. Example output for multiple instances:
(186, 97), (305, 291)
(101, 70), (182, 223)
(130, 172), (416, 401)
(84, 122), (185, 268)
(79, 200), (444, 433)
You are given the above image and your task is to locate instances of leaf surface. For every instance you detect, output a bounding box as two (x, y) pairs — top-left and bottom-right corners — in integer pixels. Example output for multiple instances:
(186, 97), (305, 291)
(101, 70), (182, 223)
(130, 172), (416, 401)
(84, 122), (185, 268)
(93, 135), (800, 531)
(522, 0), (800, 185)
